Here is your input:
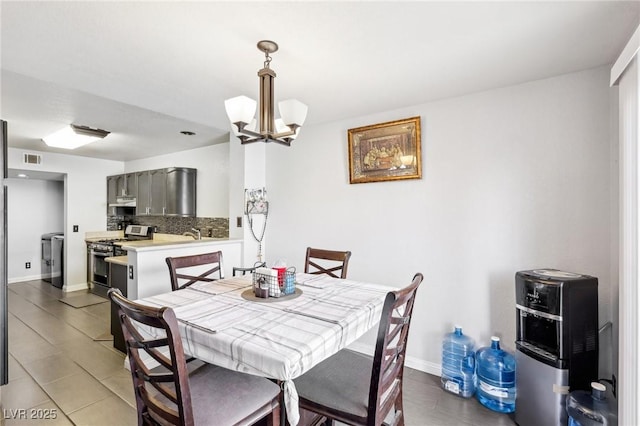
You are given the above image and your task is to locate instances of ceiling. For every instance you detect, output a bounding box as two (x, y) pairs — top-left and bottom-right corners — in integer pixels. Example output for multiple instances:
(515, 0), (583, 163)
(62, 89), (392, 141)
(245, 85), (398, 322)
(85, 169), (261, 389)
(1, 1), (639, 162)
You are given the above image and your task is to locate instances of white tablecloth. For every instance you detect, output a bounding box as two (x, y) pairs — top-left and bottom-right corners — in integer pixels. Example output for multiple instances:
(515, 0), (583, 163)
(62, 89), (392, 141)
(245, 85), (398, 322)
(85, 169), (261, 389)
(136, 274), (393, 425)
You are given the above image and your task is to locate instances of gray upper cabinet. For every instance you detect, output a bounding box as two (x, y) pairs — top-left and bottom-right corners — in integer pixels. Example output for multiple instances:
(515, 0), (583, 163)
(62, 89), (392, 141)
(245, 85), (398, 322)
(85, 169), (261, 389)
(165, 167), (197, 217)
(136, 167), (196, 217)
(107, 173), (137, 216)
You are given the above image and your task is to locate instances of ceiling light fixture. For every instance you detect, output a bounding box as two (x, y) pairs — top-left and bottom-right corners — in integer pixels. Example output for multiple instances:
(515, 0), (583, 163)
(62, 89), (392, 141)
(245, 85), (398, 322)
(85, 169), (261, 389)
(42, 124), (110, 149)
(224, 40), (308, 147)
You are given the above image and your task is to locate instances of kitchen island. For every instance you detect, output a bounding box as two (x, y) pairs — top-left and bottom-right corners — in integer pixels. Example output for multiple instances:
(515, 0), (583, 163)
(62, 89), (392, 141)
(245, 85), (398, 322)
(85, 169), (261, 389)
(119, 237), (243, 299)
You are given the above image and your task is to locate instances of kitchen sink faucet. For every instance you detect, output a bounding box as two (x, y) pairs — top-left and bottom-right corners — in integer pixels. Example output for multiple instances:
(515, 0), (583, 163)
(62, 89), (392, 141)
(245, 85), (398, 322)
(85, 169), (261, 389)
(183, 228), (201, 240)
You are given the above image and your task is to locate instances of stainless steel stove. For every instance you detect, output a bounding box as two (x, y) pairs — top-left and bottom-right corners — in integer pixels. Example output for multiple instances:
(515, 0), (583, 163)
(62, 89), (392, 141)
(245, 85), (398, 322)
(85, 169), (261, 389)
(88, 225), (152, 297)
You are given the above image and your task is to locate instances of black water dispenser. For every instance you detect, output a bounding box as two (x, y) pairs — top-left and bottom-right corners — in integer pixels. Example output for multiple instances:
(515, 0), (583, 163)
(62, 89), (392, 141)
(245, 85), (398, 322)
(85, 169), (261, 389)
(514, 269), (598, 426)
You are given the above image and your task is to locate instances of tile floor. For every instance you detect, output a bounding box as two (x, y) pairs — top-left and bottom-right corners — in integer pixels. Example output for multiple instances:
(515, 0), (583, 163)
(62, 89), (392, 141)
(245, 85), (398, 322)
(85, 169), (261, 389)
(2, 280), (515, 425)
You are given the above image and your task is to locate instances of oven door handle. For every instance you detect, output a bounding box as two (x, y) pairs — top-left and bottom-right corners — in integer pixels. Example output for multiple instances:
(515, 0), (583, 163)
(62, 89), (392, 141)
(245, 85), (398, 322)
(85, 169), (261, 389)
(90, 250), (112, 258)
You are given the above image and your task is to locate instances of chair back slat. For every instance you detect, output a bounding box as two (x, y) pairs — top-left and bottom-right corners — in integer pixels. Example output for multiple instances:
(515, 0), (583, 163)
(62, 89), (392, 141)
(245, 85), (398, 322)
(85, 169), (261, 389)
(367, 272), (423, 425)
(233, 261), (267, 276)
(109, 288), (195, 426)
(304, 247), (352, 279)
(166, 251), (224, 291)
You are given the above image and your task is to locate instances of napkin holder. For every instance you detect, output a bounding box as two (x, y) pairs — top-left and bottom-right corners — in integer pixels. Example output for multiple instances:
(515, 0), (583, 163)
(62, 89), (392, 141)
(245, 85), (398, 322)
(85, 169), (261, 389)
(254, 267), (281, 297)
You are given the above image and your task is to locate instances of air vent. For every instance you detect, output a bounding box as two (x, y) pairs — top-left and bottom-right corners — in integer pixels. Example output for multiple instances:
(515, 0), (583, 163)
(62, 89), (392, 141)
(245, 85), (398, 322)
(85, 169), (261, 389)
(23, 153), (42, 165)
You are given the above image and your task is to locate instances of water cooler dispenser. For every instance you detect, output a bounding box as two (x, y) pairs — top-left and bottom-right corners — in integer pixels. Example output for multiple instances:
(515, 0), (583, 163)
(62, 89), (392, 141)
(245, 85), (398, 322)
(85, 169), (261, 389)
(514, 269), (598, 426)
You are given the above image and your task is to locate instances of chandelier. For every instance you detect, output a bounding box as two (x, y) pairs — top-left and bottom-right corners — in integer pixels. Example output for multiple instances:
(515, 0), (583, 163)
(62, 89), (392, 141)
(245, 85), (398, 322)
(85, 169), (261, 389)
(224, 40), (308, 147)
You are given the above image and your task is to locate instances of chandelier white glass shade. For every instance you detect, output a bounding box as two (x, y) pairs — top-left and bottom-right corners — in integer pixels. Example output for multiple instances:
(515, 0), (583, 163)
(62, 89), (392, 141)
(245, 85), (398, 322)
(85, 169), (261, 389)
(42, 124), (110, 149)
(225, 40), (308, 147)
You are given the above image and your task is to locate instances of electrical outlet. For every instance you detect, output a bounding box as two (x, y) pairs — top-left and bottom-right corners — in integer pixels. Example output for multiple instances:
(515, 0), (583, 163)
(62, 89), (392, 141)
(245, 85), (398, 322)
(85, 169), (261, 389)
(237, 216), (243, 227)
(129, 265), (134, 279)
(73, 225), (79, 232)
(25, 262), (31, 269)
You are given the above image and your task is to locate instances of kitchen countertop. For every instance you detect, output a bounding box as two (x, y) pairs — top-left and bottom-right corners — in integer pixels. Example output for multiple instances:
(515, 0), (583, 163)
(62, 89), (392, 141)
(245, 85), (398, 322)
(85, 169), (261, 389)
(85, 231), (124, 242)
(119, 237), (243, 252)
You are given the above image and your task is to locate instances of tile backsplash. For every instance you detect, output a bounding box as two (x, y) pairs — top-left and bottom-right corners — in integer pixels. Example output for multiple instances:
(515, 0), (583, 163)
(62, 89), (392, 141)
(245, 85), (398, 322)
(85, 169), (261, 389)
(107, 215), (229, 238)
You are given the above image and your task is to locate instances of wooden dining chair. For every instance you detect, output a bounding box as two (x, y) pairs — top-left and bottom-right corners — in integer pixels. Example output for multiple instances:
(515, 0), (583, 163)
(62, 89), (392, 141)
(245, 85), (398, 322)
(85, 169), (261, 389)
(166, 251), (224, 291)
(304, 247), (352, 279)
(232, 261), (267, 277)
(293, 272), (424, 426)
(108, 288), (281, 426)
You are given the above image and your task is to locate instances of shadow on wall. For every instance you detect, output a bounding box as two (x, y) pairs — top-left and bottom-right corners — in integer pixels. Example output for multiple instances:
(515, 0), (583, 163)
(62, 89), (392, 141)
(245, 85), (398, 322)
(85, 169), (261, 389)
(488, 271), (517, 350)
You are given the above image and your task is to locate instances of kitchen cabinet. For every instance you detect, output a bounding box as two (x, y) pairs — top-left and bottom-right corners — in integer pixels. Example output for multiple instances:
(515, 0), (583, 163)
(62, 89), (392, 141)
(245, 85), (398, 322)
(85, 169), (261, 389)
(136, 169), (166, 215)
(107, 173), (137, 216)
(165, 167), (196, 216)
(136, 167), (196, 217)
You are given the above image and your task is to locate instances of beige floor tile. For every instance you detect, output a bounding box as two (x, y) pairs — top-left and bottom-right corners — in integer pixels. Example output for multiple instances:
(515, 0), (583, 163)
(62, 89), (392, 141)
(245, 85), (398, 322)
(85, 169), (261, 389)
(80, 323), (112, 341)
(41, 371), (112, 415)
(35, 299), (78, 317)
(55, 339), (126, 381)
(7, 292), (41, 316)
(99, 369), (136, 409)
(3, 401), (73, 426)
(9, 337), (63, 365)
(7, 355), (27, 382)
(68, 395), (137, 426)
(1, 375), (51, 411)
(97, 340), (118, 352)
(22, 354), (84, 385)
(82, 302), (111, 320)
(7, 320), (45, 346)
(8, 283), (59, 306)
(16, 314), (87, 345)
(43, 303), (110, 339)
(26, 280), (65, 298)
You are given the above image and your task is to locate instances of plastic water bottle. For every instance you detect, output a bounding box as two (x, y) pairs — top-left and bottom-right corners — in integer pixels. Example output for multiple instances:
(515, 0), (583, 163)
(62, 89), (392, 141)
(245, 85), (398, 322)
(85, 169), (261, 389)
(566, 382), (617, 426)
(441, 326), (476, 398)
(476, 336), (516, 413)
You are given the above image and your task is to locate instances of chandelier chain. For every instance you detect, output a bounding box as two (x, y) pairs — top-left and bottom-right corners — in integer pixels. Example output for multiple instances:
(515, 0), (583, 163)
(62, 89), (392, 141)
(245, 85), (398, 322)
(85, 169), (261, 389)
(263, 51), (272, 69)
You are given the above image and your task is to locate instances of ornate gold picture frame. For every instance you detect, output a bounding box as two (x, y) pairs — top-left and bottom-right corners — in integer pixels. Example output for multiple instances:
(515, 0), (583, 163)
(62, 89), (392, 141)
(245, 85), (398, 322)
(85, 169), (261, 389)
(347, 116), (422, 184)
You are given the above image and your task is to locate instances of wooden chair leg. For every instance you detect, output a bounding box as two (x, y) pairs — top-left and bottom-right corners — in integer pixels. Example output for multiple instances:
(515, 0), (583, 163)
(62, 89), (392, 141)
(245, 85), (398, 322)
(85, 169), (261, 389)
(394, 391), (405, 426)
(267, 402), (280, 426)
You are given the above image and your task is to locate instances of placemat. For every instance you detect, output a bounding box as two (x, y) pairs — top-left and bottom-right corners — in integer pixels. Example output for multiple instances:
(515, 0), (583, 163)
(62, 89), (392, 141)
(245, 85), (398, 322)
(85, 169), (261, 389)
(241, 288), (303, 303)
(59, 293), (108, 308)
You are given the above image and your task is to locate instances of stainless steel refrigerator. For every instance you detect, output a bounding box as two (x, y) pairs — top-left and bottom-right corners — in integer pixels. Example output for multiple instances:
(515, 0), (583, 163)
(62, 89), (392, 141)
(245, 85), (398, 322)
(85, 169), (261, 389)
(1, 120), (8, 385)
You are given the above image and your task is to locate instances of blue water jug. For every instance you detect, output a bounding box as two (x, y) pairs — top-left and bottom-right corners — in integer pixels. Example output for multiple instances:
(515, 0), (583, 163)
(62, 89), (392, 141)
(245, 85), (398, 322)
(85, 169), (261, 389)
(566, 382), (617, 426)
(476, 336), (516, 413)
(441, 326), (476, 398)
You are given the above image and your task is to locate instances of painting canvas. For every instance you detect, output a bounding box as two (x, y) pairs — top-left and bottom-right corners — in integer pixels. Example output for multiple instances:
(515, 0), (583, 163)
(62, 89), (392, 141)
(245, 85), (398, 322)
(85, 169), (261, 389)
(347, 116), (422, 184)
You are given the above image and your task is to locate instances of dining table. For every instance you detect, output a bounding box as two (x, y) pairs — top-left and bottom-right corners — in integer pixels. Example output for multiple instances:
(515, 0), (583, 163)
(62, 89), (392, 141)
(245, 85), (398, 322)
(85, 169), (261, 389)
(134, 273), (396, 426)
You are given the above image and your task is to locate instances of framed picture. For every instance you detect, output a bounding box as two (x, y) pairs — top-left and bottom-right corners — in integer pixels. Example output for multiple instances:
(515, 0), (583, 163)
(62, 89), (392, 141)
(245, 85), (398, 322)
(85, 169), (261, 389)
(347, 116), (422, 184)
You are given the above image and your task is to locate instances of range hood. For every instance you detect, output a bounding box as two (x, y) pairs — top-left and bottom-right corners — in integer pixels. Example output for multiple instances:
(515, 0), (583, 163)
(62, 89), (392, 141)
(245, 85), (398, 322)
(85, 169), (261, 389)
(108, 196), (136, 207)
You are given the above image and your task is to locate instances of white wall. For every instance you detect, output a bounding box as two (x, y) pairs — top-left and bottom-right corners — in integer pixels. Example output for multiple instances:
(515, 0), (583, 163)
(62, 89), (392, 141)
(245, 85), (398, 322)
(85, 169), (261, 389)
(5, 178), (63, 281)
(124, 143), (229, 217)
(265, 66), (617, 374)
(8, 148), (123, 290)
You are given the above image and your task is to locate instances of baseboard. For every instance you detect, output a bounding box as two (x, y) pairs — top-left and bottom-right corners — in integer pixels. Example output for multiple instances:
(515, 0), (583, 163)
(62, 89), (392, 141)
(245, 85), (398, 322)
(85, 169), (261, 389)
(64, 282), (91, 293)
(8, 274), (43, 283)
(347, 341), (441, 377)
